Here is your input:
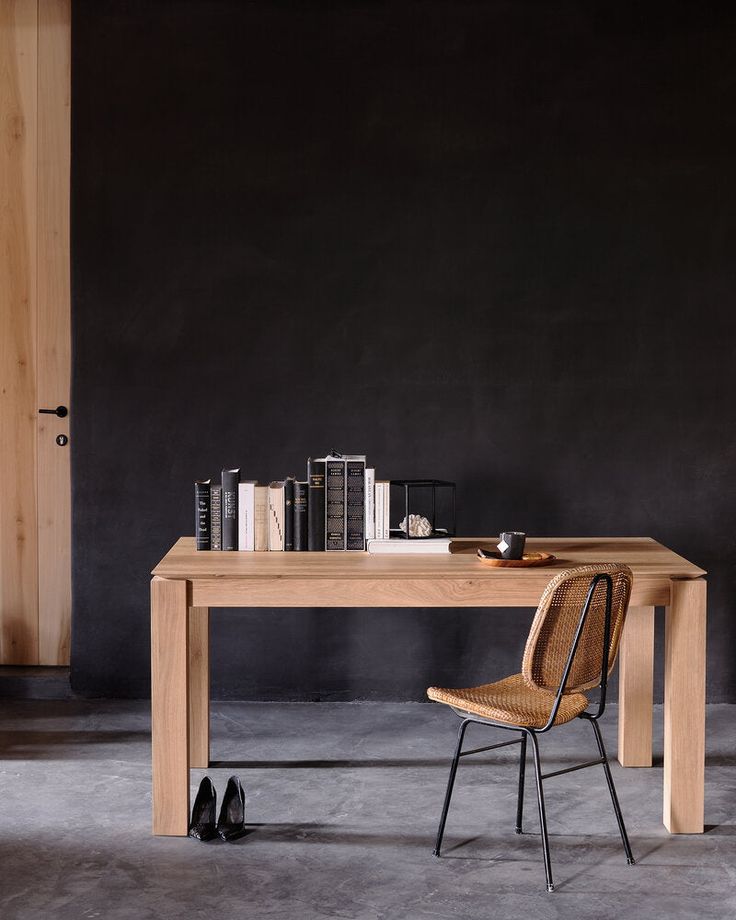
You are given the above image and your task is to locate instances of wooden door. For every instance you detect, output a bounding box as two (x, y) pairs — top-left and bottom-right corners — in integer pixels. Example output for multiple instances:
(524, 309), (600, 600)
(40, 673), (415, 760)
(0, 0), (71, 665)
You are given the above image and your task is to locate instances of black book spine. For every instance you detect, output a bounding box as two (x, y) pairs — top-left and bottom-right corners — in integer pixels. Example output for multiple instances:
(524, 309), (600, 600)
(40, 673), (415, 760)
(307, 458), (326, 550)
(325, 459), (346, 551)
(283, 476), (295, 551)
(210, 485), (222, 551)
(293, 481), (308, 551)
(346, 461), (365, 551)
(195, 480), (211, 550)
(221, 468), (240, 551)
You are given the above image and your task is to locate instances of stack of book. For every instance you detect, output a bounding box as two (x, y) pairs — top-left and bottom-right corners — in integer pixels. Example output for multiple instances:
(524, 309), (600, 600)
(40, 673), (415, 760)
(195, 454), (451, 554)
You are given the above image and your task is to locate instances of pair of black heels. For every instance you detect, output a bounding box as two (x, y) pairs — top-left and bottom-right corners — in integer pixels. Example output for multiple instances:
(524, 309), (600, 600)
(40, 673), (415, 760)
(189, 775), (247, 842)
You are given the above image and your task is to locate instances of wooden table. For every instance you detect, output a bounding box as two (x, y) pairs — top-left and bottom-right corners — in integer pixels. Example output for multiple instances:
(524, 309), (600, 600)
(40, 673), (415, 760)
(150, 536), (706, 836)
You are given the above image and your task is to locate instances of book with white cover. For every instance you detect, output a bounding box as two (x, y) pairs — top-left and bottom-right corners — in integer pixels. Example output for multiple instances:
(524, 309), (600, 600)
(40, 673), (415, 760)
(238, 481), (258, 551)
(268, 481), (285, 551)
(367, 538), (451, 554)
(383, 481), (390, 539)
(375, 480), (390, 540)
(375, 482), (384, 541)
(365, 468), (375, 541)
(254, 485), (269, 551)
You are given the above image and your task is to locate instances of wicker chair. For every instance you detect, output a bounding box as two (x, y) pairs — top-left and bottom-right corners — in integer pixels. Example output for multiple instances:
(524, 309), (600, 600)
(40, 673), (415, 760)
(427, 563), (635, 892)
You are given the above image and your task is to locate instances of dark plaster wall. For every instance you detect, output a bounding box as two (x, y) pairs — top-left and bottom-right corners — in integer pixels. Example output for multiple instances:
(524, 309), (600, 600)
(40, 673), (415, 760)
(71, 1), (736, 700)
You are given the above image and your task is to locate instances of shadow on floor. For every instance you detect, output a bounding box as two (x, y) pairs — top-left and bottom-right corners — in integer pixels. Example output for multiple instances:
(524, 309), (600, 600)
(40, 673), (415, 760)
(0, 730), (149, 758)
(209, 750), (619, 769)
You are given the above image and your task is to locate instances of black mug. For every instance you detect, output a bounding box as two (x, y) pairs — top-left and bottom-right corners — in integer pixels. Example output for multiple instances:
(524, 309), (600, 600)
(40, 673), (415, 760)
(498, 532), (526, 560)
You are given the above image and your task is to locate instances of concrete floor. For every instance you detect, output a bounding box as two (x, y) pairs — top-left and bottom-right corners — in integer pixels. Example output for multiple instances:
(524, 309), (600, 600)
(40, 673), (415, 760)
(0, 702), (734, 920)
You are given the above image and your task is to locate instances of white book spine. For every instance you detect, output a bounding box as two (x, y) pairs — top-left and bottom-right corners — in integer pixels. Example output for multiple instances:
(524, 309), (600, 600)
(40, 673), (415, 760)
(240, 482), (255, 551)
(376, 483), (384, 541)
(383, 482), (390, 539)
(238, 483), (248, 551)
(365, 469), (375, 542)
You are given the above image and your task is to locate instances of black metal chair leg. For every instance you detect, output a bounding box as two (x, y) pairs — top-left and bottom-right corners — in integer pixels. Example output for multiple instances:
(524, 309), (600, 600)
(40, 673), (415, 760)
(528, 731), (555, 892)
(433, 719), (470, 857)
(589, 720), (635, 865)
(515, 731), (527, 834)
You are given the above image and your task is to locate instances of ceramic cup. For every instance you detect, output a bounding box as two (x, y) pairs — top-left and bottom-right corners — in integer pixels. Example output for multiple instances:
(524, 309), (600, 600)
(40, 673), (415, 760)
(498, 532), (526, 560)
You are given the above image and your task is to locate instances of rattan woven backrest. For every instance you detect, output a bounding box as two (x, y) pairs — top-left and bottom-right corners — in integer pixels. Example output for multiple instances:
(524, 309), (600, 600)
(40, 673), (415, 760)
(522, 564), (633, 694)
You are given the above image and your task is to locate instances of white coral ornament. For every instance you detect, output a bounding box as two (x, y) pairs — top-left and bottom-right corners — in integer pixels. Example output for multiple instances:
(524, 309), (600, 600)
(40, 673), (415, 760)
(399, 514), (433, 537)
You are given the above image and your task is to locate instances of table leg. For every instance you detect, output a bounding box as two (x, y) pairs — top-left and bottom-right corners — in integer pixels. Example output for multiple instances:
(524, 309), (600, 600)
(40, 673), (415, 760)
(151, 576), (190, 836)
(188, 606), (210, 769)
(617, 606), (654, 767)
(663, 578), (706, 833)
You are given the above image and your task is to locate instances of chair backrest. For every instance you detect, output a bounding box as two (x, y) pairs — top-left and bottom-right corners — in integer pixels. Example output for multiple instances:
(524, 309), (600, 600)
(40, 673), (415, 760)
(522, 563), (633, 695)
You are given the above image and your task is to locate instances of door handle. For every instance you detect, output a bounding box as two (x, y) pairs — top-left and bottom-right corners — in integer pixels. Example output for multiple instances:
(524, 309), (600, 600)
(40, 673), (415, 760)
(39, 405), (68, 418)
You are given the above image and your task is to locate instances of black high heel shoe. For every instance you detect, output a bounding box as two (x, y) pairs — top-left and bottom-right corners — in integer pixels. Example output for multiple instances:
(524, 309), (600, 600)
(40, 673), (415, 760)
(217, 775), (246, 841)
(189, 777), (218, 841)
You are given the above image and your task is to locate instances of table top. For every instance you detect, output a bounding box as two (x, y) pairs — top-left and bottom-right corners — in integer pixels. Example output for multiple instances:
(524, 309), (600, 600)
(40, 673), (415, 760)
(152, 536), (706, 580)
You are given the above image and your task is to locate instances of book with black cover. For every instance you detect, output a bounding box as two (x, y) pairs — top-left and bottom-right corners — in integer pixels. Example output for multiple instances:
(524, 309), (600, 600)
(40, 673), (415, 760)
(365, 468), (375, 541)
(195, 480), (211, 550)
(221, 468), (240, 551)
(325, 457), (346, 551)
(294, 480), (308, 551)
(283, 476), (295, 551)
(210, 484), (222, 550)
(346, 459), (366, 550)
(307, 458), (326, 551)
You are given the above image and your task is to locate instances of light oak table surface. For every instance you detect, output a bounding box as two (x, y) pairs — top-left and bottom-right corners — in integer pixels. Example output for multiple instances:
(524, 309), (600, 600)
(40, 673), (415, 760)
(150, 536), (706, 838)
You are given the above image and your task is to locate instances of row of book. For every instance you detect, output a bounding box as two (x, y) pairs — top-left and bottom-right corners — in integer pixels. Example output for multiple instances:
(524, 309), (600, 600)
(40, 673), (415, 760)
(195, 454), (394, 552)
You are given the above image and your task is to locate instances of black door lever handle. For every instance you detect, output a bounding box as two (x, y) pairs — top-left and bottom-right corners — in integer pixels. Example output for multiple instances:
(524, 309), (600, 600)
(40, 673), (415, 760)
(39, 405), (68, 418)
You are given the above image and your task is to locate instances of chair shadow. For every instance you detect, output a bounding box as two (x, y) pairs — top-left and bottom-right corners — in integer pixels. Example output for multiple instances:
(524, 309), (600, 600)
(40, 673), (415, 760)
(558, 835), (710, 891)
(225, 823), (439, 848)
(230, 824), (592, 856)
(210, 756), (513, 769)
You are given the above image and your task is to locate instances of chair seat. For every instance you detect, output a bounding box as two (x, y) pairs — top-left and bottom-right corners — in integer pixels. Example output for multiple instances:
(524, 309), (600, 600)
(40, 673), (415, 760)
(427, 673), (589, 728)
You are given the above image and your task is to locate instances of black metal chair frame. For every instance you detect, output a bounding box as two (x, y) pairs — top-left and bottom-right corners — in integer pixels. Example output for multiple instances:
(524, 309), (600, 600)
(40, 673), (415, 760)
(433, 573), (635, 892)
